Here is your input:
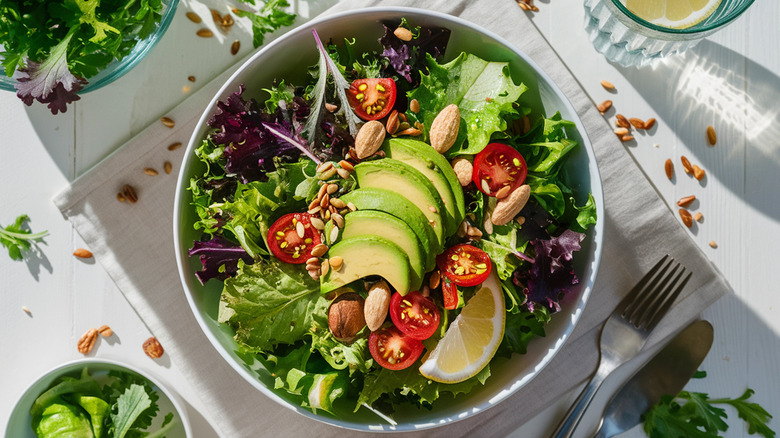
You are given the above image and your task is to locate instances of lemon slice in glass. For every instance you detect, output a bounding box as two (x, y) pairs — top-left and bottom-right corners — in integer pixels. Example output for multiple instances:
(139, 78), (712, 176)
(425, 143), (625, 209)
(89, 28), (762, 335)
(624, 0), (723, 29)
(419, 270), (505, 383)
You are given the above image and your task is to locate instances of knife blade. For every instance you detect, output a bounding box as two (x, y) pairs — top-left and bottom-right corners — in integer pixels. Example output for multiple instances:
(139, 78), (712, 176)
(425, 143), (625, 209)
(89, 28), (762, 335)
(592, 319), (714, 438)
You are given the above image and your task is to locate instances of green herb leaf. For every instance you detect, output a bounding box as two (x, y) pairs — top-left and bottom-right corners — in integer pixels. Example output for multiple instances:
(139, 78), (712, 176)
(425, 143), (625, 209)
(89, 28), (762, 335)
(1, 214), (49, 260)
(110, 384), (153, 438)
(234, 0), (296, 48)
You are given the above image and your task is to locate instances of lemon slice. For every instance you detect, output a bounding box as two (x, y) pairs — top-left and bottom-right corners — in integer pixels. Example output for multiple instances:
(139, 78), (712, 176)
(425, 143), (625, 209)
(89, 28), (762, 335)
(419, 270), (505, 383)
(624, 0), (722, 29)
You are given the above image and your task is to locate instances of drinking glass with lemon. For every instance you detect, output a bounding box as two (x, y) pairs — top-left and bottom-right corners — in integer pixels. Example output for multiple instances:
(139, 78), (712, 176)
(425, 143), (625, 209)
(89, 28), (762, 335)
(584, 0), (754, 67)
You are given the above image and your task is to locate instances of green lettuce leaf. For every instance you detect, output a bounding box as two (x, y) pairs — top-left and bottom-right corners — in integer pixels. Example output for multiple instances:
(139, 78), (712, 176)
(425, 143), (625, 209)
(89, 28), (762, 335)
(109, 384), (153, 438)
(221, 259), (325, 351)
(357, 363), (491, 410)
(408, 52), (527, 156)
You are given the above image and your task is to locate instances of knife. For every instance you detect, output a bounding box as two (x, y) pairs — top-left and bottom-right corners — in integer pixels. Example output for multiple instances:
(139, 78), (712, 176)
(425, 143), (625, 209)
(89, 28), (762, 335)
(592, 319), (714, 438)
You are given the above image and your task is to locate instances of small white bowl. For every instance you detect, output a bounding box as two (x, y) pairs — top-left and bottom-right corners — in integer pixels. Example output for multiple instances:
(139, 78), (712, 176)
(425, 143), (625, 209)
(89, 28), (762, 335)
(5, 358), (192, 437)
(174, 6), (604, 432)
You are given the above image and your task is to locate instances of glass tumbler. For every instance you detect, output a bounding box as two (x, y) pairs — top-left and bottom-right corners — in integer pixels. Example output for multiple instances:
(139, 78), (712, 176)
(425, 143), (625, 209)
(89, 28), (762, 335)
(584, 0), (755, 67)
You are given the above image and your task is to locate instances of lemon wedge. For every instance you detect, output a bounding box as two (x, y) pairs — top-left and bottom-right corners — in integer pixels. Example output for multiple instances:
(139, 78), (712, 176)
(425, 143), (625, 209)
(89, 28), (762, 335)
(624, 0), (722, 29)
(419, 270), (505, 383)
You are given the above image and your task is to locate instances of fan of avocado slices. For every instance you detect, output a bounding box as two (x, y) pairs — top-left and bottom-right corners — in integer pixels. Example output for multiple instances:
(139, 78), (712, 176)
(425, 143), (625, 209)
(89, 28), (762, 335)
(186, 18), (596, 417)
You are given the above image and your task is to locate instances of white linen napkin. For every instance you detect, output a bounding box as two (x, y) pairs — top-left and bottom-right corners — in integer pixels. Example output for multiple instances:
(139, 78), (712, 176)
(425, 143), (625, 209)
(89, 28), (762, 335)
(54, 0), (731, 436)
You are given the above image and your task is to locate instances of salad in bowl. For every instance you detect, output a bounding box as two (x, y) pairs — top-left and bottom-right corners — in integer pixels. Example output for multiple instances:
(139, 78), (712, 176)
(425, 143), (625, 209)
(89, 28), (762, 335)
(175, 7), (602, 430)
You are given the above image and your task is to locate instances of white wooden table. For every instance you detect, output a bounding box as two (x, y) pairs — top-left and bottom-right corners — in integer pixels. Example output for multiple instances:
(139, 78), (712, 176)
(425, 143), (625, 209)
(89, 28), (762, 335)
(2, 2), (778, 437)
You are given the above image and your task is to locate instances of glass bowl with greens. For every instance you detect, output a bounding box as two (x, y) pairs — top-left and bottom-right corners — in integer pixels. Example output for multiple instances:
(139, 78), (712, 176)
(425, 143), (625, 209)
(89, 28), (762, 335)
(5, 358), (191, 438)
(0, 0), (178, 114)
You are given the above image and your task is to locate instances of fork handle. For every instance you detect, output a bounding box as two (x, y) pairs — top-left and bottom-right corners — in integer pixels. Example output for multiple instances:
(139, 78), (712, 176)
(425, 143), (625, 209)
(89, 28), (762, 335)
(550, 364), (610, 438)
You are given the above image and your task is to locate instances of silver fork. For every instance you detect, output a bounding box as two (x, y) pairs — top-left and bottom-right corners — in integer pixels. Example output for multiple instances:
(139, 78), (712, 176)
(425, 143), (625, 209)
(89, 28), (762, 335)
(550, 255), (691, 438)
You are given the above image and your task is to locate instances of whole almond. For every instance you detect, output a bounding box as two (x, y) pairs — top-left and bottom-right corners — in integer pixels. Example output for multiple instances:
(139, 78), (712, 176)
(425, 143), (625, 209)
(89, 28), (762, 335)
(429, 104), (460, 154)
(386, 110), (400, 134)
(621, 135), (635, 142)
(629, 117), (645, 129)
(644, 118), (657, 130)
(495, 185), (511, 199)
(164, 161), (173, 174)
(144, 167), (158, 176)
(615, 114), (630, 128)
(677, 195), (696, 207)
(73, 248), (93, 259)
(679, 209), (693, 228)
(167, 142), (182, 151)
(600, 80), (615, 90)
(364, 280), (392, 331)
(614, 127), (629, 136)
(706, 125), (717, 145)
(231, 40), (240, 55)
(196, 28), (213, 38)
(160, 117), (175, 128)
(186, 12), (202, 23)
(451, 158), (473, 186)
(681, 156), (693, 174)
(597, 100), (612, 114)
(664, 158), (674, 180)
(393, 27), (413, 41)
(355, 120), (386, 159)
(491, 184), (531, 226)
(311, 243), (328, 257)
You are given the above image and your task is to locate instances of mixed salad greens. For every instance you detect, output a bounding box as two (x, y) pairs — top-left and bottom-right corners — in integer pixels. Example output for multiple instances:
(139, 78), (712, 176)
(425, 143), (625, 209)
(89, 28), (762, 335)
(186, 19), (596, 417)
(29, 367), (176, 438)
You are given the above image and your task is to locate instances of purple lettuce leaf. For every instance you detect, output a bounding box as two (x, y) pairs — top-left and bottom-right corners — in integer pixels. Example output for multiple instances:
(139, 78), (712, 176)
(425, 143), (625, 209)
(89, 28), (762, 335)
(379, 22), (451, 87)
(188, 236), (254, 285)
(513, 229), (584, 313)
(14, 31), (85, 115)
(207, 85), (304, 183)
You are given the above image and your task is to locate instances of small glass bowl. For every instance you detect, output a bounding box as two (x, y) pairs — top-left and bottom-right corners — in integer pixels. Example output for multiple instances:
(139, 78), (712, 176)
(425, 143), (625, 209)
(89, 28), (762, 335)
(584, 0), (755, 67)
(0, 0), (179, 93)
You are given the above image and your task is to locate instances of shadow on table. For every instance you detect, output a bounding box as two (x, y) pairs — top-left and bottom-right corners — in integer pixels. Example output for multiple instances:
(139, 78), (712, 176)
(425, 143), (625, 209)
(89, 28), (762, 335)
(618, 40), (780, 220)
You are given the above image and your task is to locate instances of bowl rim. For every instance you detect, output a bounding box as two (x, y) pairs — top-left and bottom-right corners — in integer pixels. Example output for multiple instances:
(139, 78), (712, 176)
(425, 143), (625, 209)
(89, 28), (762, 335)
(5, 357), (193, 437)
(173, 5), (604, 432)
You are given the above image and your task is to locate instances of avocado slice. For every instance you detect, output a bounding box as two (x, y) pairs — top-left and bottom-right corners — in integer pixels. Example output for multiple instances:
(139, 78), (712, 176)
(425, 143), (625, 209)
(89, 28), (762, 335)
(382, 138), (466, 235)
(340, 210), (426, 291)
(354, 159), (448, 248)
(340, 188), (437, 270)
(320, 236), (412, 295)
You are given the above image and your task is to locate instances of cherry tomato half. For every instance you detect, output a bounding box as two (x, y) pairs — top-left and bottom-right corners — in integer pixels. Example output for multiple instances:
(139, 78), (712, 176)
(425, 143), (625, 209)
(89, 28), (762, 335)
(266, 213), (322, 264)
(472, 143), (527, 197)
(369, 325), (424, 370)
(389, 291), (440, 340)
(441, 277), (460, 310)
(436, 244), (492, 287)
(347, 78), (397, 121)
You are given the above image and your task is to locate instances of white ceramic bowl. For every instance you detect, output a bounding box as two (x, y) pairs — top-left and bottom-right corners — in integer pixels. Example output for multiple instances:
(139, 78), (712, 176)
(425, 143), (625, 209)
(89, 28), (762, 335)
(174, 6), (604, 431)
(5, 358), (192, 437)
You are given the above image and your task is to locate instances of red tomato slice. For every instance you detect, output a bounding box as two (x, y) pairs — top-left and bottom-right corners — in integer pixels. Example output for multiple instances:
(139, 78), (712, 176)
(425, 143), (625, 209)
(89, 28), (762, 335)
(389, 291), (440, 340)
(436, 244), (492, 287)
(369, 325), (424, 370)
(347, 78), (397, 121)
(472, 143), (527, 197)
(266, 213), (322, 264)
(441, 277), (459, 310)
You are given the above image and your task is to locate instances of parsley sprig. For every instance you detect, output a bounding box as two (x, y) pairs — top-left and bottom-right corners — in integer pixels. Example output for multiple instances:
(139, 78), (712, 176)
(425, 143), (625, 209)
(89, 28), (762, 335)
(643, 372), (775, 438)
(0, 214), (48, 261)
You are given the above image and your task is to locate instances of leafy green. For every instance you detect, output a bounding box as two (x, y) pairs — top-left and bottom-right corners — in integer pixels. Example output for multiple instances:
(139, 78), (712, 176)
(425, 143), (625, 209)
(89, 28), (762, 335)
(110, 384), (153, 438)
(33, 400), (94, 438)
(1, 214), (48, 260)
(408, 52), (527, 156)
(221, 258), (325, 351)
(234, 0), (296, 49)
(357, 363), (491, 410)
(496, 308), (547, 357)
(643, 385), (775, 438)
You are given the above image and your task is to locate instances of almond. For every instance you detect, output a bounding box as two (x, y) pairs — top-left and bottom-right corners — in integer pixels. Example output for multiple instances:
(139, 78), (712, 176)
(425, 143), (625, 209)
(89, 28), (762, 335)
(393, 27), (413, 42)
(491, 184), (531, 226)
(677, 195), (696, 207)
(354, 120), (385, 159)
(73, 248), (93, 259)
(614, 127), (629, 136)
(429, 104), (460, 154)
(615, 114), (630, 128)
(600, 80), (615, 90)
(597, 100), (612, 114)
(409, 99), (420, 113)
(451, 158), (473, 186)
(629, 117), (645, 129)
(644, 118), (656, 130)
(680, 156), (693, 174)
(679, 209), (693, 228)
(706, 125), (717, 145)
(364, 280), (392, 331)
(386, 110), (400, 134)
(664, 158), (673, 180)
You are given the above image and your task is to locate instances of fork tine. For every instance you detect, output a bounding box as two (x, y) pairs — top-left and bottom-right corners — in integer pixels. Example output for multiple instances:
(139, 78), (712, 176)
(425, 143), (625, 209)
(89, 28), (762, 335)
(618, 255), (669, 315)
(644, 270), (692, 329)
(626, 261), (682, 324)
(622, 256), (675, 319)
